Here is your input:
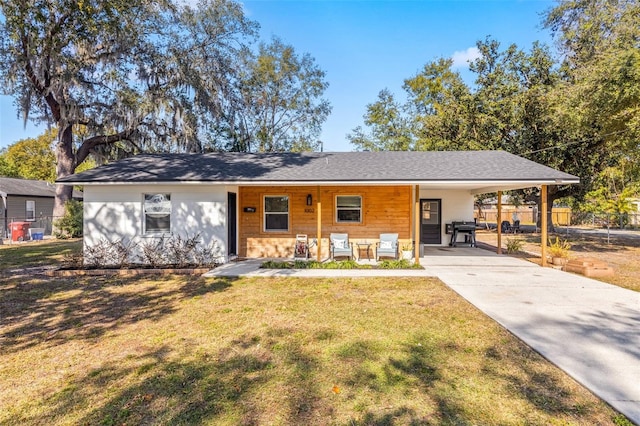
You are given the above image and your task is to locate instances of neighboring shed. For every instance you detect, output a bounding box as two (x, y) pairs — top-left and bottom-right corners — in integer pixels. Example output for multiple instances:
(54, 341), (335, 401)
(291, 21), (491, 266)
(58, 151), (579, 265)
(0, 177), (83, 237)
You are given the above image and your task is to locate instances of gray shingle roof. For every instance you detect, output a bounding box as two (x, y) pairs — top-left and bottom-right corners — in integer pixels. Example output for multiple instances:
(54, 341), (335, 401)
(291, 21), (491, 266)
(57, 151), (579, 184)
(0, 177), (83, 198)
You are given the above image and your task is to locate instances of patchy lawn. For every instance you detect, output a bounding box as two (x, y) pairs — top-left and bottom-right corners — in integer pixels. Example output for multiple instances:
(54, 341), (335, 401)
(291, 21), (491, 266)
(476, 230), (640, 292)
(0, 274), (626, 425)
(0, 239), (82, 271)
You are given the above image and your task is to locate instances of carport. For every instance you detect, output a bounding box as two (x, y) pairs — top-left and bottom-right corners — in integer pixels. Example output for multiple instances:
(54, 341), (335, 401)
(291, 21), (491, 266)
(412, 183), (570, 267)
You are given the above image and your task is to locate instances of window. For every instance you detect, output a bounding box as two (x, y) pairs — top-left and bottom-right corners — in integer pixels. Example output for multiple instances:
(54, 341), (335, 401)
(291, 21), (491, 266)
(26, 200), (35, 221)
(144, 193), (171, 233)
(336, 195), (362, 223)
(264, 195), (289, 232)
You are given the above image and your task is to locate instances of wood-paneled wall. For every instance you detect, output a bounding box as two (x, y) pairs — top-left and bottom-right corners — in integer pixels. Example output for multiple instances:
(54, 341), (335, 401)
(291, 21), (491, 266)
(239, 185), (412, 258)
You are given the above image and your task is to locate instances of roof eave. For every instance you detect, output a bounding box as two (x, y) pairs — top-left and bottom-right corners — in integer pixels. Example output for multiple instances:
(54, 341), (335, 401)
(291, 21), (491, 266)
(58, 178), (580, 187)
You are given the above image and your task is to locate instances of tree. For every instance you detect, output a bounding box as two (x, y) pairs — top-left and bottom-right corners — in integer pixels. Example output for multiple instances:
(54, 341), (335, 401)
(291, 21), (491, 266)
(467, 39), (612, 228)
(222, 38), (331, 152)
(347, 89), (414, 151)
(404, 58), (477, 151)
(544, 1), (640, 171)
(583, 164), (639, 238)
(0, 129), (56, 181)
(0, 0), (257, 218)
(348, 32), (635, 229)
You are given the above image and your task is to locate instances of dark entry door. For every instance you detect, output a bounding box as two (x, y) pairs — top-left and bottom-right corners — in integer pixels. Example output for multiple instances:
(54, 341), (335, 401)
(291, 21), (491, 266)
(420, 199), (441, 245)
(227, 192), (237, 256)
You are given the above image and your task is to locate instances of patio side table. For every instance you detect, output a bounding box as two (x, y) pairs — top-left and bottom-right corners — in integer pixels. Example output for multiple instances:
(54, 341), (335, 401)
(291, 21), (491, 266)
(356, 242), (372, 260)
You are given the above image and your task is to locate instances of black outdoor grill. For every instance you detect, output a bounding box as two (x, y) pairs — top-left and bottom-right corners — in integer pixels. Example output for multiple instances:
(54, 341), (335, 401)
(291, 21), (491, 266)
(448, 221), (477, 247)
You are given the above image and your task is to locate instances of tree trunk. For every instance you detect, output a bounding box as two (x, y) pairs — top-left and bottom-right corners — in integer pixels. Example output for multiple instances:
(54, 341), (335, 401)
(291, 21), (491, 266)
(53, 125), (76, 221)
(536, 188), (560, 233)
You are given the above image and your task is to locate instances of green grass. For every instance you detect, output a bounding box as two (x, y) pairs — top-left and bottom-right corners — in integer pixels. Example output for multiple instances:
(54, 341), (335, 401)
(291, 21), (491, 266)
(0, 239), (82, 270)
(0, 273), (625, 425)
(261, 259), (421, 269)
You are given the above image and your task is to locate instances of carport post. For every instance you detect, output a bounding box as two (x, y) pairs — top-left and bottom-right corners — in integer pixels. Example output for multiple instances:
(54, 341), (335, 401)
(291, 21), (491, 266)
(414, 185), (420, 265)
(541, 185), (548, 266)
(497, 191), (502, 254)
(316, 186), (322, 261)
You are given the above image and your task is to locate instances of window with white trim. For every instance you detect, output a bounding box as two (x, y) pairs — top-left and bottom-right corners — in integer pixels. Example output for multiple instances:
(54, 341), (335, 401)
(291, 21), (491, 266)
(26, 200), (35, 221)
(264, 195), (289, 232)
(144, 193), (171, 233)
(336, 195), (362, 223)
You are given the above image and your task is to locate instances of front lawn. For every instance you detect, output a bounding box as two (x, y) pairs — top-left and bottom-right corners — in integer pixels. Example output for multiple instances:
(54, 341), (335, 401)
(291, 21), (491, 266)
(0, 238), (82, 271)
(0, 274), (625, 425)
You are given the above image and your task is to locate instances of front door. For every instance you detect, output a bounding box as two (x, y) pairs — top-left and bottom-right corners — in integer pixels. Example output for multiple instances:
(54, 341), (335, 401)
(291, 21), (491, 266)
(227, 192), (237, 256)
(420, 199), (441, 245)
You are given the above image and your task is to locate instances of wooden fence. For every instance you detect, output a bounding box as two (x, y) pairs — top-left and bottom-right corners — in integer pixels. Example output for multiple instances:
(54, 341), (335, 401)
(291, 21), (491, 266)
(475, 207), (572, 226)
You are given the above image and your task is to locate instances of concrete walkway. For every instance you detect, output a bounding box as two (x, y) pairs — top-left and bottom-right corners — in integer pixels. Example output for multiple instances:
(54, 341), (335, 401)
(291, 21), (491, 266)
(204, 250), (640, 423)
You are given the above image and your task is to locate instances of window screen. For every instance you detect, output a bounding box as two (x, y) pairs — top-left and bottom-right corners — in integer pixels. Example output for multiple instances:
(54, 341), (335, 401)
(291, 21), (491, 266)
(336, 195), (362, 223)
(264, 195), (289, 232)
(144, 193), (171, 233)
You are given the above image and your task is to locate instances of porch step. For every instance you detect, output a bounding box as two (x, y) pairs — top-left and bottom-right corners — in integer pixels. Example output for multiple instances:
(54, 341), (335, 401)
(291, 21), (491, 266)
(563, 257), (614, 278)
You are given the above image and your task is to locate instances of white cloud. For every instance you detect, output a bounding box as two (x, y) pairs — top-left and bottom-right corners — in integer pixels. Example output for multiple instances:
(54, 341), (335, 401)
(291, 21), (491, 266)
(451, 47), (480, 68)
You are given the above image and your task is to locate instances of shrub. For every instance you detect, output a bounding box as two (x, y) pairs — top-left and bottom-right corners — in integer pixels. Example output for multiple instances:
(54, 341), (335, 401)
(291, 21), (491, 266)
(378, 259), (422, 269)
(505, 238), (524, 254)
(84, 238), (138, 268)
(165, 234), (201, 268)
(54, 200), (83, 239)
(193, 241), (222, 267)
(260, 259), (421, 270)
(139, 238), (168, 267)
(261, 260), (293, 269)
(548, 236), (571, 258)
(83, 233), (222, 268)
(62, 251), (83, 269)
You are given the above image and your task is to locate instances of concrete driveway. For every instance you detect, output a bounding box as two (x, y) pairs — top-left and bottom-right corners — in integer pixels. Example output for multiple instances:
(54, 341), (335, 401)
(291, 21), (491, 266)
(206, 248), (640, 423)
(424, 248), (640, 424)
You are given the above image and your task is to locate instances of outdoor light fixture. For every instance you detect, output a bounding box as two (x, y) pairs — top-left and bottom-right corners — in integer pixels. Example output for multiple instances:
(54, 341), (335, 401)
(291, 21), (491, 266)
(306, 194), (313, 206)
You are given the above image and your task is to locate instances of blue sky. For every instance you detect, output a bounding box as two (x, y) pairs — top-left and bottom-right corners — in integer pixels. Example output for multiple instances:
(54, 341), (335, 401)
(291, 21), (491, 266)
(0, 0), (555, 152)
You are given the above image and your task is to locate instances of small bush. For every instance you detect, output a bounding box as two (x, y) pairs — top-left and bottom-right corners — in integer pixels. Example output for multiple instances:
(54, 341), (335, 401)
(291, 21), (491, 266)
(54, 200), (83, 239)
(62, 251), (83, 269)
(260, 259), (422, 270)
(293, 260), (311, 269)
(334, 259), (361, 269)
(165, 234), (201, 268)
(194, 241), (222, 267)
(84, 238), (138, 268)
(378, 259), (421, 269)
(83, 233), (222, 268)
(261, 260), (293, 269)
(505, 238), (524, 254)
(548, 236), (571, 258)
(139, 238), (167, 267)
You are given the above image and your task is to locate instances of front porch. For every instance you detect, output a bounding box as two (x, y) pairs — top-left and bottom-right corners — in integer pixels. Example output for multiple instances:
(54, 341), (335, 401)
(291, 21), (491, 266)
(204, 245), (515, 278)
(236, 184), (554, 268)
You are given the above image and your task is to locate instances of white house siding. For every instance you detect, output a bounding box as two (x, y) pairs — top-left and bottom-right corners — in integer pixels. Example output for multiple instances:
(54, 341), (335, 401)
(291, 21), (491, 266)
(84, 184), (237, 264)
(419, 188), (474, 246)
